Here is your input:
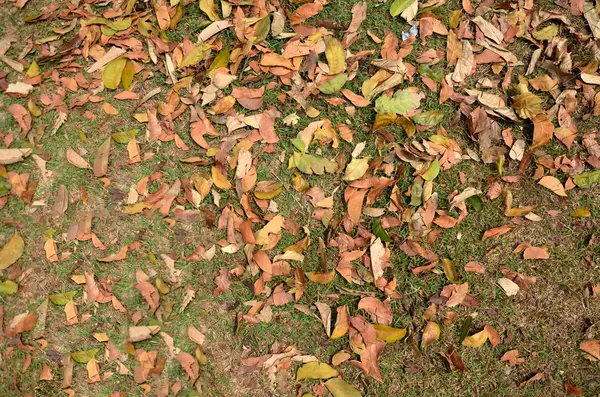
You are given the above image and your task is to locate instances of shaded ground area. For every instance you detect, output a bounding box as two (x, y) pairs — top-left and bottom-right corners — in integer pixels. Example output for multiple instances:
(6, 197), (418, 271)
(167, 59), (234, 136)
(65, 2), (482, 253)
(1, 0), (600, 396)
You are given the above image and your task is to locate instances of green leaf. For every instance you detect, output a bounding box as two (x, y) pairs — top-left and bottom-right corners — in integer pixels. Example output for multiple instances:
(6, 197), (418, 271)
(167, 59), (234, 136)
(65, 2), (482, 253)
(422, 158), (440, 181)
(411, 110), (444, 126)
(325, 378), (362, 397)
(0, 179), (12, 197)
(0, 280), (18, 295)
(107, 18), (132, 31)
(121, 59), (135, 90)
(49, 290), (78, 305)
(442, 257), (458, 283)
(293, 153), (337, 175)
(418, 64), (444, 82)
(70, 348), (99, 364)
(458, 316), (473, 343)
(372, 219), (392, 243)
(290, 138), (306, 153)
(532, 24), (558, 41)
(112, 129), (139, 144)
(373, 324), (406, 343)
(101, 25), (117, 37)
(466, 195), (484, 211)
(253, 16), (270, 43)
(102, 57), (127, 90)
(296, 362), (339, 381)
(207, 47), (230, 78)
(574, 170), (600, 188)
(180, 43), (212, 68)
(374, 89), (422, 115)
(390, 0), (415, 17)
(318, 73), (348, 95)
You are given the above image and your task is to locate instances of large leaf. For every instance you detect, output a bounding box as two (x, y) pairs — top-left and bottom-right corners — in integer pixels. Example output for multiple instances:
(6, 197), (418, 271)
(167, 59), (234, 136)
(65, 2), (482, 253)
(0, 233), (24, 270)
(207, 48), (230, 78)
(574, 170), (600, 188)
(343, 158), (369, 181)
(411, 110), (444, 126)
(102, 57), (127, 90)
(375, 89), (422, 115)
(121, 59), (135, 90)
(49, 290), (78, 305)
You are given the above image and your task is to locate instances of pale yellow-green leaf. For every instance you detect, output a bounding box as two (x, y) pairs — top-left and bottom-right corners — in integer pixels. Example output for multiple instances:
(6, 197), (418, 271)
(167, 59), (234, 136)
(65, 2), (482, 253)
(102, 57), (127, 90)
(200, 0), (221, 21)
(296, 362), (339, 381)
(0, 234), (24, 270)
(121, 59), (135, 90)
(325, 378), (362, 397)
(180, 43), (212, 68)
(343, 158), (369, 181)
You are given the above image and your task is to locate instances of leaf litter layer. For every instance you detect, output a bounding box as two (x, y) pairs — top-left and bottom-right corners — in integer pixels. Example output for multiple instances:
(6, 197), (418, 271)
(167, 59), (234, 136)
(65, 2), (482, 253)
(1, 0), (600, 395)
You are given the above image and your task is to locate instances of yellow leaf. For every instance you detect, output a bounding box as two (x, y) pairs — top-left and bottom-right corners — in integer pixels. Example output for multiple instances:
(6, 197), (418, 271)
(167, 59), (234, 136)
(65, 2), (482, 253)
(211, 166), (232, 190)
(0, 234), (24, 270)
(26, 61), (40, 77)
(325, 37), (345, 75)
(254, 214), (283, 245)
(373, 324), (407, 343)
(102, 57), (127, 90)
(512, 92), (543, 119)
(296, 362), (338, 380)
(200, 0), (221, 21)
(121, 59), (135, 90)
(343, 158), (369, 181)
(462, 328), (489, 348)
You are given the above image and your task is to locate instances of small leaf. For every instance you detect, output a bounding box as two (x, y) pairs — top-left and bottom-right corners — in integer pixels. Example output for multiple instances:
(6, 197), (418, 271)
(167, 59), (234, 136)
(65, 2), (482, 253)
(372, 218), (392, 243)
(296, 362), (339, 381)
(422, 158), (440, 181)
(441, 257), (458, 283)
(70, 348), (99, 364)
(411, 110), (444, 126)
(318, 73), (348, 95)
(93, 139), (111, 177)
(324, 378), (362, 397)
(0, 234), (25, 270)
(49, 290), (78, 305)
(111, 129), (139, 144)
(373, 324), (407, 343)
(254, 180), (282, 199)
(422, 321), (440, 347)
(207, 48), (230, 78)
(102, 57), (127, 90)
(462, 328), (489, 348)
(458, 316), (473, 343)
(0, 280), (18, 295)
